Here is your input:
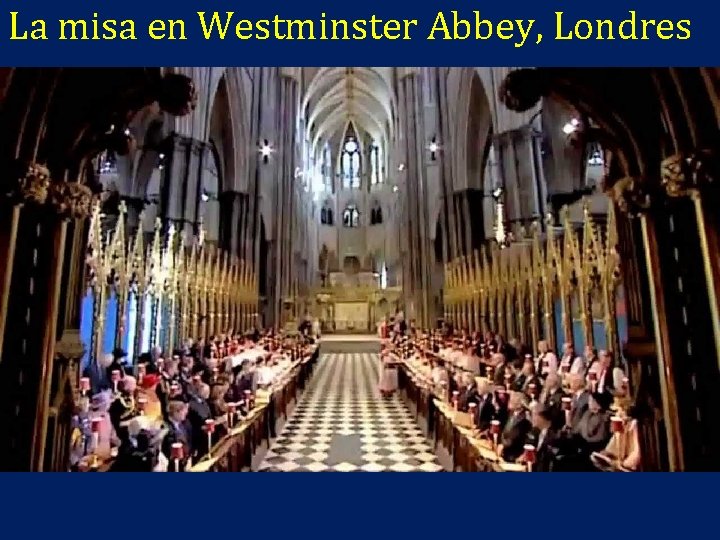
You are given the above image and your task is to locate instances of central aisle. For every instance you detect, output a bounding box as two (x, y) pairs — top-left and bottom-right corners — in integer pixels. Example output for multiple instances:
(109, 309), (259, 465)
(257, 353), (443, 472)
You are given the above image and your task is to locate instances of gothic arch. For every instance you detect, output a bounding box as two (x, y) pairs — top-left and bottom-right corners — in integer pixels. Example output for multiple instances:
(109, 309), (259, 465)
(452, 69), (493, 192)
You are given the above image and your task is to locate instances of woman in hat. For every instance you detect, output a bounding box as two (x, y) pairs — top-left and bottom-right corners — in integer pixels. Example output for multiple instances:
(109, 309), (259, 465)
(87, 390), (118, 460)
(138, 373), (163, 424)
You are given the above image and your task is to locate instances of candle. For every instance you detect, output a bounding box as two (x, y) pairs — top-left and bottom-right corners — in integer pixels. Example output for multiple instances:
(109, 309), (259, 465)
(171, 442), (184, 472)
(91, 417), (101, 456)
(111, 370), (120, 392)
(523, 444), (536, 472)
(227, 402), (237, 427)
(204, 419), (215, 456)
(244, 390), (252, 409)
(490, 419), (500, 450)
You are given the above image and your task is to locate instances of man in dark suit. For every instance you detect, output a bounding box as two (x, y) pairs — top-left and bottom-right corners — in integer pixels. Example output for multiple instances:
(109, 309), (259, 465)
(491, 353), (510, 387)
(458, 372), (479, 411)
(499, 391), (532, 462)
(163, 398), (193, 470)
(527, 406), (559, 472)
(474, 378), (497, 432)
(187, 382), (214, 456)
(539, 373), (566, 429)
(568, 373), (591, 430)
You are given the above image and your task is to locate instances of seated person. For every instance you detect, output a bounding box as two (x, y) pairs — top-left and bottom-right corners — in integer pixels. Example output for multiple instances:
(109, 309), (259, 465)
(592, 406), (641, 471)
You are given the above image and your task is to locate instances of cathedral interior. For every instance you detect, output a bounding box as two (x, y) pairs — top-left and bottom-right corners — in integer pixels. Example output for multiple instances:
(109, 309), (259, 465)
(0, 67), (718, 472)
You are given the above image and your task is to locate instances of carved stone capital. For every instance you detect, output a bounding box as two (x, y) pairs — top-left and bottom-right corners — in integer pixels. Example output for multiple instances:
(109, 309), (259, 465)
(498, 68), (550, 112)
(5, 161), (51, 205)
(607, 176), (652, 217)
(661, 149), (717, 198)
(54, 330), (86, 363)
(48, 181), (96, 219)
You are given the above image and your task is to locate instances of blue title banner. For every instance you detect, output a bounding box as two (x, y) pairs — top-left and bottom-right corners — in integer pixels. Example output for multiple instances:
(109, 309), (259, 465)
(0, 0), (716, 66)
(0, 473), (715, 537)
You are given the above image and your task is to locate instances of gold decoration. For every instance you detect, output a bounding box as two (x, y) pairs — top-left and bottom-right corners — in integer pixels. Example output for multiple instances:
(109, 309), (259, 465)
(444, 198), (625, 360)
(661, 149), (716, 198)
(48, 181), (95, 219)
(8, 162), (52, 205)
(607, 176), (651, 216)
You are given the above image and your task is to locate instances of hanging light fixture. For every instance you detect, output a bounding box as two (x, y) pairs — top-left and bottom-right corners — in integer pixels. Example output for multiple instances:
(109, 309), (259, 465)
(493, 187), (511, 249)
(259, 139), (272, 163)
(562, 118), (581, 135)
(587, 141), (604, 166)
(428, 136), (439, 161)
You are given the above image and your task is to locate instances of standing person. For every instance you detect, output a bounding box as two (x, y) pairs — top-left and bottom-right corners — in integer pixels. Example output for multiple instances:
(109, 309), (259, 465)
(378, 348), (399, 397)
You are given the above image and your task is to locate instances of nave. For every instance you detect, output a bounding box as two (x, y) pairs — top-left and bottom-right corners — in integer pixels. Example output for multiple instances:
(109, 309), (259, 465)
(258, 353), (443, 472)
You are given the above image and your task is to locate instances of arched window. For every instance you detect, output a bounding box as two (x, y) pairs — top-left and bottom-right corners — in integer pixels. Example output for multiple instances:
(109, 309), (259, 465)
(342, 205), (360, 228)
(323, 144), (333, 192)
(321, 200), (334, 225)
(370, 202), (383, 225)
(342, 138), (361, 189)
(370, 141), (382, 185)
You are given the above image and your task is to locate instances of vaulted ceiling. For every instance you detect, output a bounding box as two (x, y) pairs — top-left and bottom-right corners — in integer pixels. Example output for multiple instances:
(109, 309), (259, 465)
(302, 67), (395, 153)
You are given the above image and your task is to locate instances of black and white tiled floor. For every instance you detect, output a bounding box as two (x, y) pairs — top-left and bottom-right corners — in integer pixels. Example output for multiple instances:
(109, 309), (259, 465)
(257, 353), (443, 472)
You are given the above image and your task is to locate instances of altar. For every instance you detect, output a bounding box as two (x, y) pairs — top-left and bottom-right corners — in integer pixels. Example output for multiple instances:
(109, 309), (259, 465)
(333, 301), (370, 332)
(313, 271), (400, 334)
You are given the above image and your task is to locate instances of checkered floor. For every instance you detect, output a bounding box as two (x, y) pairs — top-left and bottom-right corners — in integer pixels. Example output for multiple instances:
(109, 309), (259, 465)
(257, 353), (443, 472)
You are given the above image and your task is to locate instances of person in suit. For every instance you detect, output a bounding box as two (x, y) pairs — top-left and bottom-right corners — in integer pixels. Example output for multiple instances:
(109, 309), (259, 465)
(567, 373), (591, 430)
(458, 372), (478, 410)
(539, 373), (566, 429)
(474, 378), (496, 432)
(498, 391), (532, 462)
(187, 383), (213, 457)
(527, 406), (559, 472)
(491, 353), (509, 387)
(559, 342), (585, 377)
(535, 340), (558, 379)
(162, 398), (193, 470)
(109, 375), (138, 443)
